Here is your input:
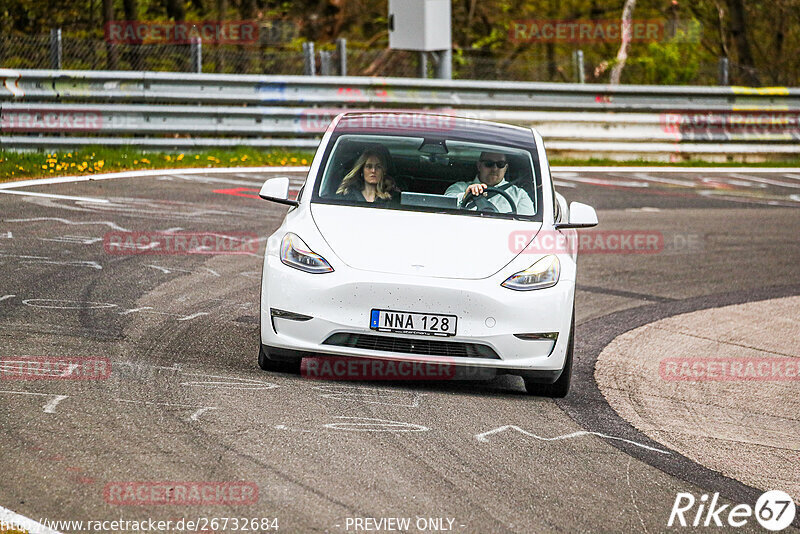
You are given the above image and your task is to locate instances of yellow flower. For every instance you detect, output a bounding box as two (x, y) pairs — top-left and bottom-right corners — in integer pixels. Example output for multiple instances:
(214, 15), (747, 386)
(97, 160), (104, 168)
(301, 159), (308, 164)
(165, 155), (172, 161)
(195, 155), (200, 159)
(177, 154), (184, 161)
(141, 158), (150, 164)
(42, 164), (47, 169)
(133, 160), (138, 165)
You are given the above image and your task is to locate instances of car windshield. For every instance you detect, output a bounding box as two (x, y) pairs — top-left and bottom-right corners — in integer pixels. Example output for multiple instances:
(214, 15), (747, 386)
(312, 133), (542, 221)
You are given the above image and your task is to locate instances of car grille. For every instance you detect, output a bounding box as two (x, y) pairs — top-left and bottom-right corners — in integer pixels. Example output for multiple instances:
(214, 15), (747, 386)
(322, 333), (500, 359)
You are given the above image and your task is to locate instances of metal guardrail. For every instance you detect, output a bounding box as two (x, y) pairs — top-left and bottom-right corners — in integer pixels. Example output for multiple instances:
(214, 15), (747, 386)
(2, 68), (800, 161)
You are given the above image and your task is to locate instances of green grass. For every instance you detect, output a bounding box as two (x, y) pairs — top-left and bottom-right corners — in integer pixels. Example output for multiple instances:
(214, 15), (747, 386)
(2, 148), (799, 184)
(0, 146), (316, 184)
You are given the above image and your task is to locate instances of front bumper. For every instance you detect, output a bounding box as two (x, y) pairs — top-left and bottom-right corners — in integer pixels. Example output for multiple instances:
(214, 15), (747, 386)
(260, 255), (575, 374)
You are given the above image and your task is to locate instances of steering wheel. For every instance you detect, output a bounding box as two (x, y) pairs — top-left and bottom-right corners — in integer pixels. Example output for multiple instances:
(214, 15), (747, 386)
(460, 186), (517, 214)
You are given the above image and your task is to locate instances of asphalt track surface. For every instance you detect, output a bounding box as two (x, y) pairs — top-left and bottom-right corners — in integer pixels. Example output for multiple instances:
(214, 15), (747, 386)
(0, 168), (798, 533)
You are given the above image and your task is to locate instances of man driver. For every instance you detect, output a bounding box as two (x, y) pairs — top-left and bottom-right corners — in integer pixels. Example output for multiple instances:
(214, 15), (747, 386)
(444, 151), (534, 215)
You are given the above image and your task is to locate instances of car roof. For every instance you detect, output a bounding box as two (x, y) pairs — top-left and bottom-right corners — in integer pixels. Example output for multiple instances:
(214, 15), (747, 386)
(333, 112), (536, 148)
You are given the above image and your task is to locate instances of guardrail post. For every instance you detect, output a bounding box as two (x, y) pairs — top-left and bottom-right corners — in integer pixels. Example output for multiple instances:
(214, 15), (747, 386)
(418, 52), (428, 78)
(50, 28), (62, 70)
(320, 50), (333, 76)
(303, 42), (316, 76)
(718, 57), (729, 86)
(433, 49), (452, 80)
(190, 37), (202, 73)
(573, 50), (585, 84)
(336, 38), (347, 76)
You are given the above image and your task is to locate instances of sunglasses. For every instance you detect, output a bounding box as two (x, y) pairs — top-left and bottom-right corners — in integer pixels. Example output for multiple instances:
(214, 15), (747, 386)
(480, 160), (508, 169)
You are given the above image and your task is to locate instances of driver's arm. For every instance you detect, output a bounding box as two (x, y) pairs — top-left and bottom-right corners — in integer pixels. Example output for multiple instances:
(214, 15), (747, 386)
(444, 181), (470, 203)
(514, 188), (535, 215)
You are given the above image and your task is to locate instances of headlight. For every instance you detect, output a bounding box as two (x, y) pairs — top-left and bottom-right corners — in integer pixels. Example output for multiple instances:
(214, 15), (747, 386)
(280, 233), (334, 274)
(501, 255), (560, 291)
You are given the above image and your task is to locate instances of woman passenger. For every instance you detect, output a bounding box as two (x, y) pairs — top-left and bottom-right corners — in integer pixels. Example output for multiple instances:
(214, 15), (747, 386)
(336, 147), (398, 203)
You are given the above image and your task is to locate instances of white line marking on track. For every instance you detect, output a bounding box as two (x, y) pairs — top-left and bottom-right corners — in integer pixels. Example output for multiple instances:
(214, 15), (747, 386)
(0, 390), (72, 415)
(312, 385), (423, 407)
(39, 235), (103, 245)
(180, 372), (278, 390)
(0, 190), (109, 203)
(552, 166), (800, 173)
(42, 395), (69, 414)
(1, 231), (12, 238)
(187, 407), (217, 422)
(727, 173), (800, 189)
(22, 259), (102, 270)
(322, 416), (429, 432)
(6, 217), (129, 232)
(0, 504), (63, 534)
(22, 299), (117, 310)
(474, 425), (670, 454)
(626, 173), (697, 186)
(0, 166), (311, 190)
(177, 312), (208, 321)
(0, 294), (15, 303)
(117, 306), (154, 315)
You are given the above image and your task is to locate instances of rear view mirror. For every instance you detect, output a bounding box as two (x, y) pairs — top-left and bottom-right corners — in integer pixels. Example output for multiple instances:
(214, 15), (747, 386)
(259, 177), (298, 207)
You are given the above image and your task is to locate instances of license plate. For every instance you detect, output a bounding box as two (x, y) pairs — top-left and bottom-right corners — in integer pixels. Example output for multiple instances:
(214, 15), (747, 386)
(370, 309), (457, 337)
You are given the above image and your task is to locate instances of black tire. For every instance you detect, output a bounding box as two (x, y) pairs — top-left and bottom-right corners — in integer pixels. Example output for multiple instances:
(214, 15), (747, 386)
(258, 345), (300, 374)
(524, 311), (574, 398)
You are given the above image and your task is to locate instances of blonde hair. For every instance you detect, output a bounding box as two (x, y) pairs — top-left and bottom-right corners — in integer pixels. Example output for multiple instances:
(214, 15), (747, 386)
(336, 148), (394, 200)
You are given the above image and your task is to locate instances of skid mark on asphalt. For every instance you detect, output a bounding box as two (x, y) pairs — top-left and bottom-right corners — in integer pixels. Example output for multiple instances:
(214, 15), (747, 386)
(474, 425), (670, 454)
(17, 297), (211, 321)
(626, 457), (650, 534)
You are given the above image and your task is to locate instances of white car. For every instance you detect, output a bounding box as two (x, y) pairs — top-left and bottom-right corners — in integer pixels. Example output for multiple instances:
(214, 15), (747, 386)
(257, 112), (598, 397)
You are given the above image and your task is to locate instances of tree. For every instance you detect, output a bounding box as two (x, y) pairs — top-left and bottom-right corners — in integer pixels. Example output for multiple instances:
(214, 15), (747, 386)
(610, 0), (636, 84)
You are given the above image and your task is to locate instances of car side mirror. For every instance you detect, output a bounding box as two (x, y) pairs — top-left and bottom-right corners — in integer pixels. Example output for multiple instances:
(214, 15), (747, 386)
(556, 201), (598, 229)
(259, 177), (299, 207)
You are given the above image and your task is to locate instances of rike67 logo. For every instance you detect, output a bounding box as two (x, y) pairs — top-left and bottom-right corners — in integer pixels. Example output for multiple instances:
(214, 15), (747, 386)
(669, 490), (796, 531)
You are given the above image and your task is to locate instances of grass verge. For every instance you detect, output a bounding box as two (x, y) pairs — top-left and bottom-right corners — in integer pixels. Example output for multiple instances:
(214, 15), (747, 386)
(0, 147), (315, 184)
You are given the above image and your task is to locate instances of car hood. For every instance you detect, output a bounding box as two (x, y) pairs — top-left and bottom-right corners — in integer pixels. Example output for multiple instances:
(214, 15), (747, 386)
(311, 204), (541, 279)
